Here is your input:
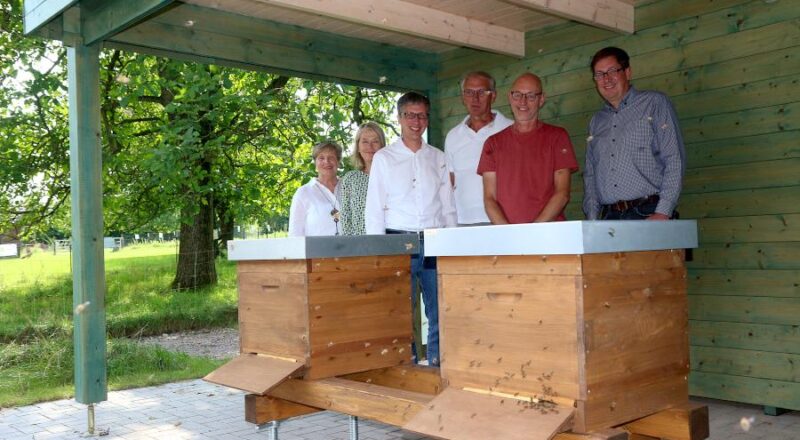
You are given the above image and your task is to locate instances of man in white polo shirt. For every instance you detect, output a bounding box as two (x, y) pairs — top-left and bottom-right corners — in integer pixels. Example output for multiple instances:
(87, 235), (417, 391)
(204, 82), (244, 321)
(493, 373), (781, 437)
(365, 91), (456, 366)
(445, 71), (512, 225)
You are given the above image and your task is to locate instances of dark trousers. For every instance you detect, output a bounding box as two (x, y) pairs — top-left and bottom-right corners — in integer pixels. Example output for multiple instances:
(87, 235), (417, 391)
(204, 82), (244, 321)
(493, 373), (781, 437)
(600, 200), (678, 220)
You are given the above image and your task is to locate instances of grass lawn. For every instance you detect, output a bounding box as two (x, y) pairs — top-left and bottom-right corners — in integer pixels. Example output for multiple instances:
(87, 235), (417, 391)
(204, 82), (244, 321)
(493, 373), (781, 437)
(0, 242), (238, 340)
(0, 242), (238, 407)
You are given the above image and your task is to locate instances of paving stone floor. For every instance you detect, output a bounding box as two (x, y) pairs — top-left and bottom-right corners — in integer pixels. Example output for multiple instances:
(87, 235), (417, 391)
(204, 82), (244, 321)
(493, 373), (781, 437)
(0, 379), (797, 439)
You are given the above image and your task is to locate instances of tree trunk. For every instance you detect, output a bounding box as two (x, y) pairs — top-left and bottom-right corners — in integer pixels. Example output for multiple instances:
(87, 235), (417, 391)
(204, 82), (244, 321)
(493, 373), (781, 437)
(215, 198), (234, 258)
(172, 196), (217, 290)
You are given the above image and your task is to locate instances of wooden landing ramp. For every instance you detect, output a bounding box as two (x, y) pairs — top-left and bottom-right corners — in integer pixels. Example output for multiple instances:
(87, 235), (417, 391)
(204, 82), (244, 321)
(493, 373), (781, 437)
(241, 365), (707, 440)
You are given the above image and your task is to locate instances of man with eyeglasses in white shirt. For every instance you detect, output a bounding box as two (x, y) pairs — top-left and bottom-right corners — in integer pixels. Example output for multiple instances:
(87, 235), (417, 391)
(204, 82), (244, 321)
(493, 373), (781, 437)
(478, 73), (579, 224)
(445, 71), (512, 226)
(365, 91), (456, 366)
(583, 46), (685, 221)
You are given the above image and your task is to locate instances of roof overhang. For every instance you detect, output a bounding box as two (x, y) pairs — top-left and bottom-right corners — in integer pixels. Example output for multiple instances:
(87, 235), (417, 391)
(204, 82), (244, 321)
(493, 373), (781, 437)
(24, 0), (635, 58)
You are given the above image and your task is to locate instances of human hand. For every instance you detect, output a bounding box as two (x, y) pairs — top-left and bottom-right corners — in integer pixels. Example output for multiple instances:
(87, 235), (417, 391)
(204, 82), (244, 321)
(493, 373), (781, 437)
(647, 213), (670, 221)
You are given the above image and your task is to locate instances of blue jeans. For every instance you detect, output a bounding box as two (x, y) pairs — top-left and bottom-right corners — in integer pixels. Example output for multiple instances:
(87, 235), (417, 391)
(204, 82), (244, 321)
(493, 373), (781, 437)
(410, 249), (439, 365)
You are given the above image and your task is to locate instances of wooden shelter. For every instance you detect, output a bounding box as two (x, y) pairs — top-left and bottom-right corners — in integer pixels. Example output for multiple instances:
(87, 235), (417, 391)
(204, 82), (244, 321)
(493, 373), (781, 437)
(24, 0), (800, 416)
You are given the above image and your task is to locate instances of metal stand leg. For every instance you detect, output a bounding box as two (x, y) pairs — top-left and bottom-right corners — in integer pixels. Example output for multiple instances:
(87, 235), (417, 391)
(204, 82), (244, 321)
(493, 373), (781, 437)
(87, 403), (95, 435)
(349, 415), (359, 440)
(256, 420), (280, 440)
(255, 420), (279, 438)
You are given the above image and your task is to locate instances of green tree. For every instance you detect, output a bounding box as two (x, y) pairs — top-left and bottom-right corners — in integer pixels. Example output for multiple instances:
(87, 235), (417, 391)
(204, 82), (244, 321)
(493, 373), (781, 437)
(1, 1), (398, 289)
(0, 0), (70, 239)
(99, 54), (397, 289)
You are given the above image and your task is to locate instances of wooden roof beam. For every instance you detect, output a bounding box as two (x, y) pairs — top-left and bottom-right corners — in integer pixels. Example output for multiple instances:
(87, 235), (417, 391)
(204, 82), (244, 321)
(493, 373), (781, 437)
(24, 0), (77, 35)
(504, 0), (634, 34)
(81, 0), (176, 45)
(254, 0), (526, 57)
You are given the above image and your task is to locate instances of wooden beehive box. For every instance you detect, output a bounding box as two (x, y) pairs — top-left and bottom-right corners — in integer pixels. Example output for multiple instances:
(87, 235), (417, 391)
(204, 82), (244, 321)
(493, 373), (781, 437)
(205, 234), (419, 394)
(415, 221), (698, 435)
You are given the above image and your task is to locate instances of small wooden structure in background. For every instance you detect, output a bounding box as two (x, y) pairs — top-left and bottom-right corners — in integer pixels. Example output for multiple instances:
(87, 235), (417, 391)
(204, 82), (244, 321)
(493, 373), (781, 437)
(209, 221), (710, 440)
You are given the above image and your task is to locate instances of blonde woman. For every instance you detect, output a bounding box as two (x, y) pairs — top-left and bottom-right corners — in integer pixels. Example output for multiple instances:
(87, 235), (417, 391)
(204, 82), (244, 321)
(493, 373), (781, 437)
(288, 141), (343, 236)
(339, 122), (386, 235)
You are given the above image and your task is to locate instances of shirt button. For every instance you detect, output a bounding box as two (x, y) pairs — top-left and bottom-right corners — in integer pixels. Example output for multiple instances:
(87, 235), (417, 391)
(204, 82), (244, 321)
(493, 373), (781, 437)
(612, 139), (616, 142)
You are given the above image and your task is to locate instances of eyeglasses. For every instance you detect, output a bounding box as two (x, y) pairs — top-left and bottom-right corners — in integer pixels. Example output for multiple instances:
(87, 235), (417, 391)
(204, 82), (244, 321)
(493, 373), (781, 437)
(401, 111), (429, 120)
(462, 89), (493, 99)
(593, 66), (625, 81)
(509, 90), (542, 101)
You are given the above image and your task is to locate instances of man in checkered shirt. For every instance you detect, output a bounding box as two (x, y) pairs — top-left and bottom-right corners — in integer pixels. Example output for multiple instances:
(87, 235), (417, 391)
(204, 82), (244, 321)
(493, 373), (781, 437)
(582, 46), (685, 221)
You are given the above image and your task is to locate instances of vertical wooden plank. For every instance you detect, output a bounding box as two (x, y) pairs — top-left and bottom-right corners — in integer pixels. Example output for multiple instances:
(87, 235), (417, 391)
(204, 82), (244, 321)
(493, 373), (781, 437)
(68, 36), (106, 404)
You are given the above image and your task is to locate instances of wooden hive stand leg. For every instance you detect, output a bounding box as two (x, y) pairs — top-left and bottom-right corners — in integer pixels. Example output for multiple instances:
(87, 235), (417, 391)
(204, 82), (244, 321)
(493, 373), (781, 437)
(621, 403), (709, 440)
(245, 394), (322, 425)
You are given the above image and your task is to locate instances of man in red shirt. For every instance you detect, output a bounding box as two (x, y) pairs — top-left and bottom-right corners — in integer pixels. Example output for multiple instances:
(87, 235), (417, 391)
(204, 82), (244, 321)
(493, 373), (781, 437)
(478, 73), (579, 224)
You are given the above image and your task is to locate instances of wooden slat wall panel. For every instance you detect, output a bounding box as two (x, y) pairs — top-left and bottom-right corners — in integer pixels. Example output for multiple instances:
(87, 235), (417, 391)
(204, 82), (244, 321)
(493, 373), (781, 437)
(688, 296), (800, 325)
(697, 214), (800, 244)
(690, 243), (800, 270)
(679, 186), (800, 219)
(689, 269), (800, 298)
(433, 0), (800, 409)
(689, 372), (800, 409)
(690, 346), (800, 382)
(690, 321), (800, 355)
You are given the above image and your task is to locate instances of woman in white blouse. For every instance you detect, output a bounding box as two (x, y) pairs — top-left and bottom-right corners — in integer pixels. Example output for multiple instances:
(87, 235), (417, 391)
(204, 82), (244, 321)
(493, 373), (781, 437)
(288, 141), (343, 236)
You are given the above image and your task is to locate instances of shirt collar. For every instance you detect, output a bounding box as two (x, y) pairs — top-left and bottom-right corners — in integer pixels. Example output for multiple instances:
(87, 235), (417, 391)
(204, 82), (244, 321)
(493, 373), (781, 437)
(392, 137), (430, 153)
(460, 110), (506, 131)
(605, 85), (639, 112)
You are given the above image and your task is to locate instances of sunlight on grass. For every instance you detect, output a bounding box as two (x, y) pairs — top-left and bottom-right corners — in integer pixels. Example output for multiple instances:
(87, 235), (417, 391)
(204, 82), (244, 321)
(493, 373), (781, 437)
(0, 243), (237, 407)
(0, 243), (237, 341)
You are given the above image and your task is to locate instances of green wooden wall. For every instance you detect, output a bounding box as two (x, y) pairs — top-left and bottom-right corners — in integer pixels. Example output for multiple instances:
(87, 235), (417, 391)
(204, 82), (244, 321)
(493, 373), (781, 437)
(431, 0), (800, 410)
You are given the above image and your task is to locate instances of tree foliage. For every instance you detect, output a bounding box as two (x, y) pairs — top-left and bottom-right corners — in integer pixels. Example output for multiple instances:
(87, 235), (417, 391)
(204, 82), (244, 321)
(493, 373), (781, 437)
(0, 0), (398, 288)
(0, 0), (70, 238)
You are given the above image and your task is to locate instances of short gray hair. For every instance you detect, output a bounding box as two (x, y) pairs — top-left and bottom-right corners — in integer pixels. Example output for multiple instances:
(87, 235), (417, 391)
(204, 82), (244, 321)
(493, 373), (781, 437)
(460, 71), (496, 91)
(311, 141), (343, 161)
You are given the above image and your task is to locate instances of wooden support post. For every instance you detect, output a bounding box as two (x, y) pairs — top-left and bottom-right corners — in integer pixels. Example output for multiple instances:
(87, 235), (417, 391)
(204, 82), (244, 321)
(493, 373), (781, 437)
(554, 429), (629, 440)
(268, 377), (433, 426)
(66, 8), (107, 405)
(245, 395), (321, 424)
(622, 403), (709, 440)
